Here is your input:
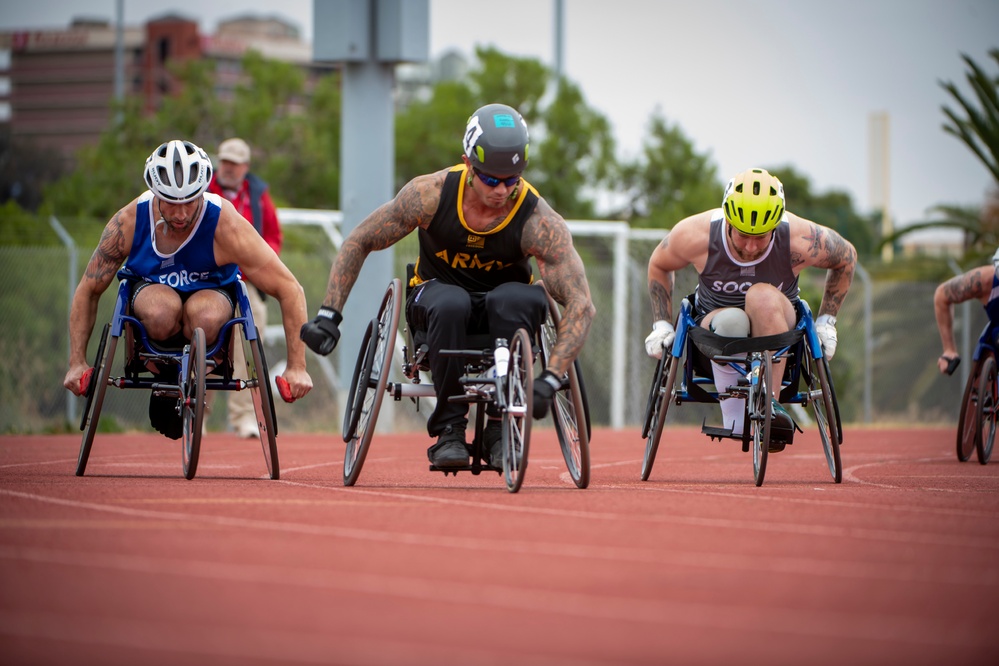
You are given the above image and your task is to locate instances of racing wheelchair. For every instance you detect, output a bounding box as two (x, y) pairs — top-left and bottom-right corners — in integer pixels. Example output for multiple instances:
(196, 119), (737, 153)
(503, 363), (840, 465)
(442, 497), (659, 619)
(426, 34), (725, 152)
(642, 296), (843, 486)
(953, 319), (997, 465)
(76, 278), (291, 480)
(339, 276), (591, 493)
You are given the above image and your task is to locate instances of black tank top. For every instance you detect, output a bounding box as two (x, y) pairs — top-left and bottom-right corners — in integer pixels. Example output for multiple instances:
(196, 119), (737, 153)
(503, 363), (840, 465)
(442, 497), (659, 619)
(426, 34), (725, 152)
(413, 165), (539, 292)
(695, 210), (799, 316)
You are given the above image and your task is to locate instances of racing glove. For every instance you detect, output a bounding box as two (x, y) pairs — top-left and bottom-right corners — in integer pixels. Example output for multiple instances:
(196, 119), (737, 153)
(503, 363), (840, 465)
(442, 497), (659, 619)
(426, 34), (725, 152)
(533, 370), (562, 419)
(300, 306), (343, 355)
(644, 320), (676, 359)
(814, 314), (838, 360)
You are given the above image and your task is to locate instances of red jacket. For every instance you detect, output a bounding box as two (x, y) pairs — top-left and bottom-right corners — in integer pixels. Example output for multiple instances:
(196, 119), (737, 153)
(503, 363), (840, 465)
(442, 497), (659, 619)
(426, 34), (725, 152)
(208, 173), (282, 255)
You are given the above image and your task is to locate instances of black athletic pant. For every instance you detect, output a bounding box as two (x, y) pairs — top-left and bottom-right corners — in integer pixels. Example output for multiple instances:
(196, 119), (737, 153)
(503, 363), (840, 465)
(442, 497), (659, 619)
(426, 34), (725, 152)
(406, 280), (548, 437)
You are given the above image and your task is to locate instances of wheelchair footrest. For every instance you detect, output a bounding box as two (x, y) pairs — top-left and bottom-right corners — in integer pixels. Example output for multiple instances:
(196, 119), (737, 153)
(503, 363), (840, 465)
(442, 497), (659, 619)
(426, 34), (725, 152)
(701, 420), (741, 442)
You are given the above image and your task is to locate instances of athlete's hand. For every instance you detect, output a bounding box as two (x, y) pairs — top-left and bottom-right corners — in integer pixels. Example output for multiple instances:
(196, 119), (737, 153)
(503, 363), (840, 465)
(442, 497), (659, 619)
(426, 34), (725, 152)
(815, 314), (838, 360)
(300, 307), (342, 356)
(63, 362), (90, 396)
(938, 354), (961, 375)
(644, 320), (676, 359)
(533, 370), (562, 419)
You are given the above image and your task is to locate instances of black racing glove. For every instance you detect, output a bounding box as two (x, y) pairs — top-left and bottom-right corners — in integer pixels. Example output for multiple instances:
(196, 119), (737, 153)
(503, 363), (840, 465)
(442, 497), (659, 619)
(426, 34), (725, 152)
(533, 369), (562, 419)
(300, 306), (343, 356)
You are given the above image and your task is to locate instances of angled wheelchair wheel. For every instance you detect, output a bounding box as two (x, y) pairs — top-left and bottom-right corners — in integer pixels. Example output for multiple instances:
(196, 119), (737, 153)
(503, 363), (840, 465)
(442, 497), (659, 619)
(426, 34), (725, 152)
(975, 354), (996, 464)
(539, 288), (591, 488)
(806, 352), (843, 483)
(642, 352), (677, 482)
(502, 328), (533, 493)
(956, 358), (982, 462)
(343, 279), (401, 486)
(247, 328), (280, 479)
(181, 328), (207, 480)
(77, 323), (116, 477)
(750, 353), (772, 487)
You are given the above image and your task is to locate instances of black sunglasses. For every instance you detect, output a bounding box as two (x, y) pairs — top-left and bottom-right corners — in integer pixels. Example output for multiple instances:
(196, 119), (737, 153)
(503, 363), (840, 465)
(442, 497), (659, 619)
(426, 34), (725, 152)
(472, 168), (521, 188)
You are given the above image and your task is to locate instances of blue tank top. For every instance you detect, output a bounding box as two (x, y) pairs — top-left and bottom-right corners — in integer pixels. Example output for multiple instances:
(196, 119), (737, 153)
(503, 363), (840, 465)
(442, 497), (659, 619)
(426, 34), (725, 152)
(117, 191), (238, 291)
(986, 272), (999, 323)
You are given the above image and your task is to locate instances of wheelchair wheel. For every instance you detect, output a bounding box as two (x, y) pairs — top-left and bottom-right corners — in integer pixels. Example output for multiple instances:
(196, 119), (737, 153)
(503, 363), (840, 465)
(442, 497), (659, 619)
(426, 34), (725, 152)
(806, 352), (843, 483)
(539, 288), (591, 488)
(975, 353), (997, 464)
(502, 328), (533, 493)
(247, 329), (280, 480)
(641, 352), (677, 482)
(342, 279), (401, 486)
(750, 353), (772, 487)
(181, 328), (207, 480)
(76, 323), (116, 477)
(956, 358), (982, 462)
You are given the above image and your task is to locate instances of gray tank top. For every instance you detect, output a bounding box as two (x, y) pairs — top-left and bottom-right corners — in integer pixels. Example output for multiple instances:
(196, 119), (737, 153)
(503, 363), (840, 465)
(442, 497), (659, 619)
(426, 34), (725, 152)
(694, 210), (799, 316)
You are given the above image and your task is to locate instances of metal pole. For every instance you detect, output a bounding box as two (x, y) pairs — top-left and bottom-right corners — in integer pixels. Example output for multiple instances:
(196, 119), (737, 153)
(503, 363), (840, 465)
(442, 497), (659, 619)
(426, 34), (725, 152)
(114, 0), (124, 125)
(554, 0), (564, 83)
(50, 216), (77, 425)
(948, 258), (971, 389)
(854, 262), (873, 423)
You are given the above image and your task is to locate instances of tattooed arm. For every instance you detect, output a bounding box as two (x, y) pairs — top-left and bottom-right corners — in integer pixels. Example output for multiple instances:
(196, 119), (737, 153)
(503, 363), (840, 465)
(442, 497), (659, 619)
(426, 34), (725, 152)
(522, 198), (595, 376)
(63, 202), (136, 395)
(790, 214), (858, 318)
(647, 213), (709, 322)
(934, 265), (992, 373)
(319, 171), (445, 311)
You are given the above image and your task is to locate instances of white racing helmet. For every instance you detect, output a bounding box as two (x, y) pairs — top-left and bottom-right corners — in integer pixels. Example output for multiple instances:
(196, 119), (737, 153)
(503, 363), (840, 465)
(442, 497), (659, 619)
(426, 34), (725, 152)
(143, 140), (213, 204)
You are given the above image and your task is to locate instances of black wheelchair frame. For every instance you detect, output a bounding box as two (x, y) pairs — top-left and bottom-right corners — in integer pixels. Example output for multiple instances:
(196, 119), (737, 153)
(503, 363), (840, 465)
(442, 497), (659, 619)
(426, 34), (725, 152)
(339, 277), (591, 493)
(955, 320), (998, 464)
(76, 279), (284, 480)
(642, 297), (843, 486)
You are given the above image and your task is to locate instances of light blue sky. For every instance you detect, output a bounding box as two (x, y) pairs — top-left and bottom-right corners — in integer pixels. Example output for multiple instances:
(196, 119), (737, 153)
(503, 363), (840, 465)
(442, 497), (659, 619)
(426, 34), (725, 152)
(2, 0), (997, 230)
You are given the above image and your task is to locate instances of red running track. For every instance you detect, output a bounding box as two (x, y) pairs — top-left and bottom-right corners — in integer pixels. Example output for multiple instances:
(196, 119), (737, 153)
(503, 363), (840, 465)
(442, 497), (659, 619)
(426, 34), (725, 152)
(1, 426), (997, 665)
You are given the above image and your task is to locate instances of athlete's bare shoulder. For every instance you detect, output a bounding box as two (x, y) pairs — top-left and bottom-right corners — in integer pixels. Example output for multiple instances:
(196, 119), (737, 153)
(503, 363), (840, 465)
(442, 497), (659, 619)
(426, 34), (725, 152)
(399, 167), (450, 230)
(787, 212), (856, 271)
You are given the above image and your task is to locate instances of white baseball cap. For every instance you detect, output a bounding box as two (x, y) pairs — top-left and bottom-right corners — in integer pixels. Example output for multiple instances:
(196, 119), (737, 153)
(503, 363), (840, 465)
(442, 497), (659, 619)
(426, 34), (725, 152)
(217, 138), (251, 164)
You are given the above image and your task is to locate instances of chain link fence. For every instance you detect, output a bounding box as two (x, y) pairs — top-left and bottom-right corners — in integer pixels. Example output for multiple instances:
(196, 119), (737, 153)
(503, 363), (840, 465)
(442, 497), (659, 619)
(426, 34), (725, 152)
(0, 216), (984, 434)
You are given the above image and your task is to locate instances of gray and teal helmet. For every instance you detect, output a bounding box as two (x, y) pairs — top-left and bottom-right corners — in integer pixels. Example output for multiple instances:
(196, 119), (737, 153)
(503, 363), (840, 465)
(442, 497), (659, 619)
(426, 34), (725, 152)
(462, 103), (530, 177)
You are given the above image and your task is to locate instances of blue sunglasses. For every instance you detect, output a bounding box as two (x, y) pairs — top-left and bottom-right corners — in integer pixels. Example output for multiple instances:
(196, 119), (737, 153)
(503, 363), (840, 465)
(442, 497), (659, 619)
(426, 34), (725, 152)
(473, 168), (521, 188)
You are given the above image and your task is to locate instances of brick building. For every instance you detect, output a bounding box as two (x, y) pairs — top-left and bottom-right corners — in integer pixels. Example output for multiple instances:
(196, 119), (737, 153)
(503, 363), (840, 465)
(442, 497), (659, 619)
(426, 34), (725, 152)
(0, 14), (325, 162)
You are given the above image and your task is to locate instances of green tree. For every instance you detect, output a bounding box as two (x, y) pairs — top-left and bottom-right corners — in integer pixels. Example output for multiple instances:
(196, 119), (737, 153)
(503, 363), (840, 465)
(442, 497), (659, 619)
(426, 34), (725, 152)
(941, 49), (999, 184)
(531, 78), (616, 219)
(614, 110), (720, 228)
(878, 50), (999, 259)
(768, 165), (878, 258)
(394, 47), (616, 218)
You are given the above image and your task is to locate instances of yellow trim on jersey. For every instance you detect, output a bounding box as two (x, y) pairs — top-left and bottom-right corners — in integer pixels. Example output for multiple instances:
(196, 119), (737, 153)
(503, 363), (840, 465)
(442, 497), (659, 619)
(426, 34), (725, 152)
(456, 165), (536, 235)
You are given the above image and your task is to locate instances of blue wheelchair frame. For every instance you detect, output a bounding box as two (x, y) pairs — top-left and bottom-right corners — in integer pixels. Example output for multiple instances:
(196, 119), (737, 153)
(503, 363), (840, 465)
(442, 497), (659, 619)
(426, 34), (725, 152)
(642, 297), (842, 486)
(955, 320), (999, 464)
(76, 278), (280, 480)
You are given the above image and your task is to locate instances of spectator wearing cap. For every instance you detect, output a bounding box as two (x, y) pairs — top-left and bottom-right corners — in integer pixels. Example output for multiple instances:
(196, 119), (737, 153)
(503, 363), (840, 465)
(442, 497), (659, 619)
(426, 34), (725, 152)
(208, 138), (284, 438)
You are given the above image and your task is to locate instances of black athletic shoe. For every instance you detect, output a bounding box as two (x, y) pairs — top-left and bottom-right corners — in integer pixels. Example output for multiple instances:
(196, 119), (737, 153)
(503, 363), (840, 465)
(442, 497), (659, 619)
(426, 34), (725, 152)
(427, 425), (469, 468)
(768, 402), (796, 453)
(149, 393), (183, 440)
(483, 420), (503, 468)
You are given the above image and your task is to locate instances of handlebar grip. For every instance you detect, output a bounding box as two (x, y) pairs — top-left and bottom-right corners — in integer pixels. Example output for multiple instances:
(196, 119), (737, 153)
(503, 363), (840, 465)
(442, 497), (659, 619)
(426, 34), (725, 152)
(276, 375), (294, 403)
(80, 367), (94, 396)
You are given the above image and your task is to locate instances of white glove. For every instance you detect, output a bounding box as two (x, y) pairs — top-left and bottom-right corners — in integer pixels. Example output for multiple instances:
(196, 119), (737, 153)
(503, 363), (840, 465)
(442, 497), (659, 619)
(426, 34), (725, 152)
(815, 314), (838, 360)
(645, 320), (676, 359)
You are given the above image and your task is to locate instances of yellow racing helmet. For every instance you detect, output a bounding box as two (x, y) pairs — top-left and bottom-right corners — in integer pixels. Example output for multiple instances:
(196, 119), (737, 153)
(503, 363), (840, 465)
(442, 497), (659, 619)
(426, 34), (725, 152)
(722, 168), (785, 235)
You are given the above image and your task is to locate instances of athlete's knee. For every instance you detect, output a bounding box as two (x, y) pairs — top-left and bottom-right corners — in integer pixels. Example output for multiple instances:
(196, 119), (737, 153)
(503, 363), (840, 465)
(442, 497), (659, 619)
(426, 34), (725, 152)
(709, 308), (750, 337)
